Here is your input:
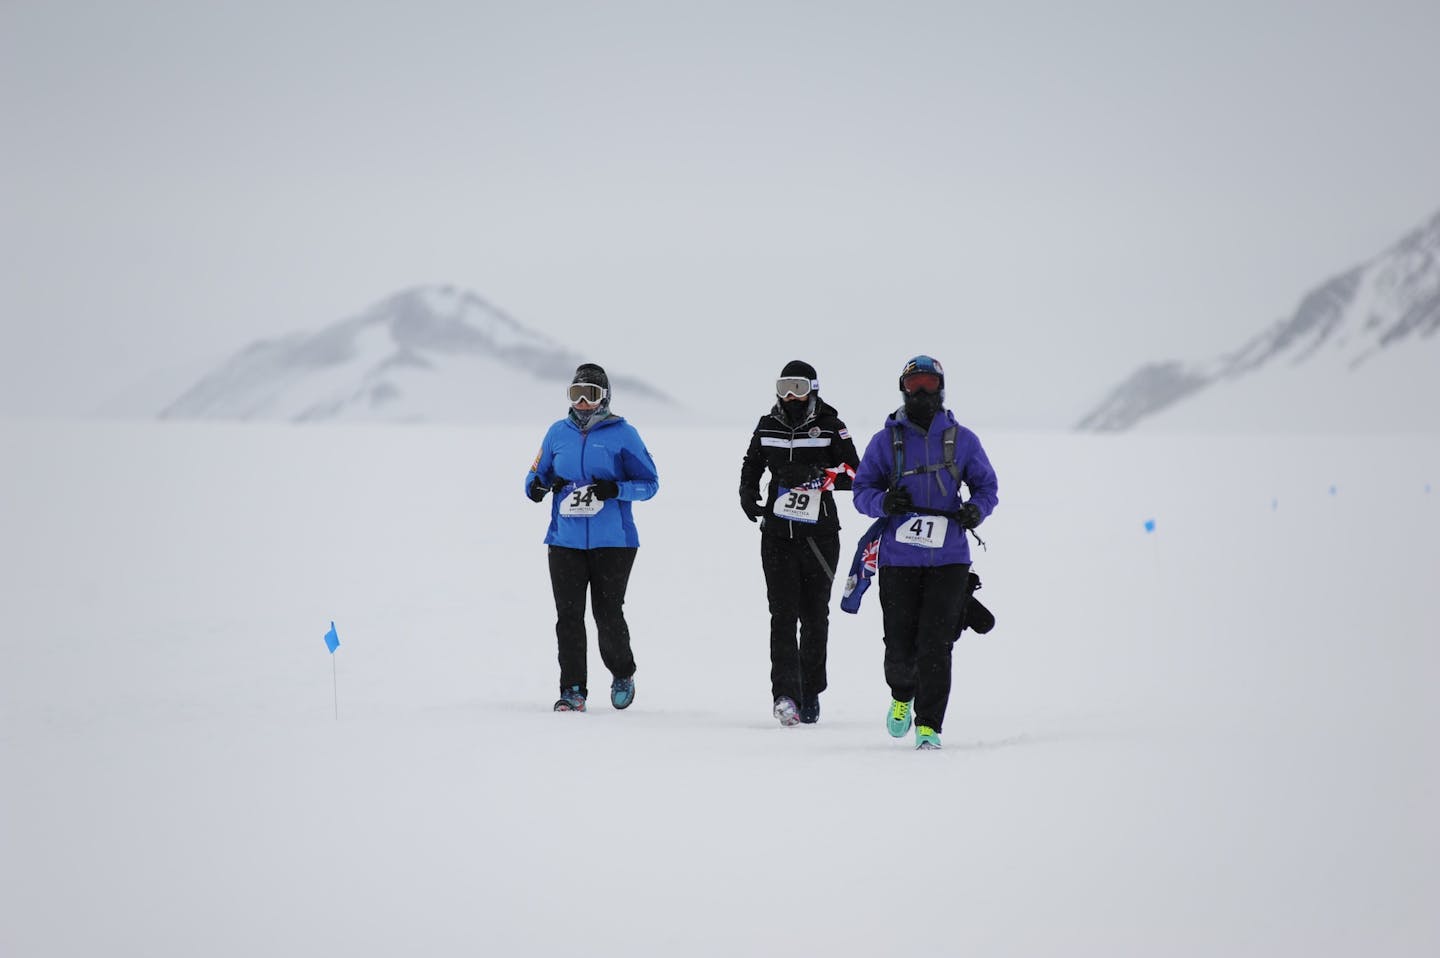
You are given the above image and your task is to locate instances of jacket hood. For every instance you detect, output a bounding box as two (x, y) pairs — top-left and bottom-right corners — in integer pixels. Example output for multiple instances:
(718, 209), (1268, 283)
(565, 409), (625, 431)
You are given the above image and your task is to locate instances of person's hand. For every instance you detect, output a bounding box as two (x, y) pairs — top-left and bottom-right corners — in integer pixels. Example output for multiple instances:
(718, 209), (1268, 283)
(527, 476), (548, 503)
(774, 463), (819, 488)
(882, 487), (914, 516)
(591, 478), (620, 500)
(550, 476), (570, 494)
(740, 492), (766, 523)
(956, 501), (983, 529)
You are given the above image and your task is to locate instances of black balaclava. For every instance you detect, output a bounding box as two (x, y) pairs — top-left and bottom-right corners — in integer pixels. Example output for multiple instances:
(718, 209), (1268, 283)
(899, 355), (944, 431)
(570, 363), (610, 430)
(903, 390), (942, 430)
(778, 359), (818, 427)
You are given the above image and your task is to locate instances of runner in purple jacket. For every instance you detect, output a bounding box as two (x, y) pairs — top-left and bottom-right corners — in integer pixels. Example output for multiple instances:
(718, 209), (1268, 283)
(852, 355), (998, 750)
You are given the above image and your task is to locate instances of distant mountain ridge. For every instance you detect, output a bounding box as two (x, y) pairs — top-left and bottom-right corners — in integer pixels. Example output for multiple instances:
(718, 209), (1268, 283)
(1078, 209), (1440, 432)
(161, 286), (676, 423)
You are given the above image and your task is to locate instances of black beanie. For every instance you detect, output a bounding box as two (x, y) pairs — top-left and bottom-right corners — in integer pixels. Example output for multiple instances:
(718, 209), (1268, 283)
(572, 363), (609, 391)
(779, 360), (818, 391)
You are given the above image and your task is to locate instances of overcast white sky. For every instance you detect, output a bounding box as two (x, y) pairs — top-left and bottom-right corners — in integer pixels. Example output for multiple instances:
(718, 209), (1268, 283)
(3, 0), (1438, 428)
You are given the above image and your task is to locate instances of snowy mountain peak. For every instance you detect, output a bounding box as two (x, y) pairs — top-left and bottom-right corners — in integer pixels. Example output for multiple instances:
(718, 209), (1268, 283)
(370, 286), (558, 356)
(160, 285), (677, 424)
(1078, 208), (1440, 432)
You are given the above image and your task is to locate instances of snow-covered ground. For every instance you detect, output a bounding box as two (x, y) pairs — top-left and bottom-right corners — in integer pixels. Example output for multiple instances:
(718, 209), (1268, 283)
(2, 420), (1437, 956)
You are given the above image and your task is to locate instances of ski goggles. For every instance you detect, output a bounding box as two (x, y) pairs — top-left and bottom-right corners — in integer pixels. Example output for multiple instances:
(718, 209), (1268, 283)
(900, 372), (942, 395)
(775, 376), (815, 399)
(567, 383), (607, 405)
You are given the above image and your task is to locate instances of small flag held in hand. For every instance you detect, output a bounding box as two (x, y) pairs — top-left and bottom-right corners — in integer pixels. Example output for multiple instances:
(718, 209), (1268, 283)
(324, 621), (340, 654)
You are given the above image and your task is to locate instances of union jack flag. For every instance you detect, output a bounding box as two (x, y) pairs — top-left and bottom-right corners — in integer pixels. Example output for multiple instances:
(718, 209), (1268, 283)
(840, 518), (887, 614)
(859, 534), (879, 577)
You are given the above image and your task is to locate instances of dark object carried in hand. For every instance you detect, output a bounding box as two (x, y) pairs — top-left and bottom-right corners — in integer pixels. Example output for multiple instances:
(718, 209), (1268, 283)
(958, 571), (995, 635)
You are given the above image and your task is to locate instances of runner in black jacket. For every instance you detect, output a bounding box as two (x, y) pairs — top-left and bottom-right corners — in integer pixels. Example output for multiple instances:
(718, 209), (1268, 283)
(739, 360), (861, 727)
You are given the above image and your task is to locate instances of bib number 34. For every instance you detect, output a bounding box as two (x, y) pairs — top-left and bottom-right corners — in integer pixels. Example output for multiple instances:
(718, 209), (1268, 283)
(559, 485), (605, 517)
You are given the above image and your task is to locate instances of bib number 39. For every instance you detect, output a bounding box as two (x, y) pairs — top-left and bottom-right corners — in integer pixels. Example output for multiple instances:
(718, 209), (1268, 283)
(559, 485), (605, 517)
(894, 514), (948, 548)
(773, 487), (821, 523)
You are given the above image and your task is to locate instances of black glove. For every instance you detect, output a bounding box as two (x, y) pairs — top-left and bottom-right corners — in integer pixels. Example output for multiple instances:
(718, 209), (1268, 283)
(550, 476), (570, 494)
(882, 487), (914, 516)
(527, 476), (548, 503)
(956, 501), (983, 529)
(591, 478), (620, 501)
(740, 492), (766, 523)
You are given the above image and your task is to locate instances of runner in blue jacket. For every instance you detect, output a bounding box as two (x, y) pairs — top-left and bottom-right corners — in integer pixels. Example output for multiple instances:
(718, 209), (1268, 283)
(525, 363), (659, 713)
(852, 355), (998, 750)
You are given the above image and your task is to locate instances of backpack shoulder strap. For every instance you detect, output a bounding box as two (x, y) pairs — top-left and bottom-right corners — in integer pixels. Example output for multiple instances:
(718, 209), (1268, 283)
(942, 425), (960, 483)
(893, 422), (960, 490)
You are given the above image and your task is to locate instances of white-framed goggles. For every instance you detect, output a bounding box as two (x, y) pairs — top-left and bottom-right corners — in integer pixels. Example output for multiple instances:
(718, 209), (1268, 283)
(568, 383), (607, 405)
(776, 376), (815, 399)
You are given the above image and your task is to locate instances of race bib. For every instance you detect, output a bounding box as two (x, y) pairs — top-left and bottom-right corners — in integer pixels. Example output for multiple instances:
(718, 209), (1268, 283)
(773, 487), (822, 523)
(894, 514), (949, 548)
(559, 485), (605, 517)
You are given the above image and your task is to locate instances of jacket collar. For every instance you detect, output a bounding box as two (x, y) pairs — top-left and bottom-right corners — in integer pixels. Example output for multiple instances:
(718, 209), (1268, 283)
(888, 407), (953, 434)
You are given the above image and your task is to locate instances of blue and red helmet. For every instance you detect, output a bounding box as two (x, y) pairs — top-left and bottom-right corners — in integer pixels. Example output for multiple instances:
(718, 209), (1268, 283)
(898, 355), (944, 397)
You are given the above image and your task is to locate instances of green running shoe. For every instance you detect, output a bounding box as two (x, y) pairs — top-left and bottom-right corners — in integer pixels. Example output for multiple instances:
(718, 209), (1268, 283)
(915, 725), (941, 750)
(887, 699), (914, 738)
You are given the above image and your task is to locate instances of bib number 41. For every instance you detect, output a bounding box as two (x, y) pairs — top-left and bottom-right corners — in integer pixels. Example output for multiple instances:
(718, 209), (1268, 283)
(894, 514), (948, 548)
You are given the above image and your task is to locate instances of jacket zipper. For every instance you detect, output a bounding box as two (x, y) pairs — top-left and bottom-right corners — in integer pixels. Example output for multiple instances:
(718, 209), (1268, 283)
(787, 421), (796, 540)
(581, 427), (591, 550)
(910, 420), (938, 567)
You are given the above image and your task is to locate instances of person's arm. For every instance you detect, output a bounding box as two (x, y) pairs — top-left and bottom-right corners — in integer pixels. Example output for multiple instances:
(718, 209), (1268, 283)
(606, 427), (659, 501)
(851, 430), (892, 519)
(524, 430), (555, 501)
(829, 418), (860, 490)
(739, 425), (765, 498)
(961, 432), (998, 519)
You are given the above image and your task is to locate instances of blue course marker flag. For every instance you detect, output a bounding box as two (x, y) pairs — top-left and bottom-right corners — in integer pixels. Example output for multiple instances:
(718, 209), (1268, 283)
(324, 622), (340, 654)
(1143, 519), (1156, 533)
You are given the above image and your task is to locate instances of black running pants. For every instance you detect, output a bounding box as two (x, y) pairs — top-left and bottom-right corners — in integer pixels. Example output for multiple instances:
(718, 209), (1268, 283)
(548, 546), (638, 697)
(878, 562), (971, 733)
(760, 532), (840, 707)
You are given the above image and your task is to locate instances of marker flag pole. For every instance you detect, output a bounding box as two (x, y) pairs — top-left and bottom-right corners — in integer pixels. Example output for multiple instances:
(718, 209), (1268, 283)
(1142, 516), (1162, 577)
(324, 621), (341, 719)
